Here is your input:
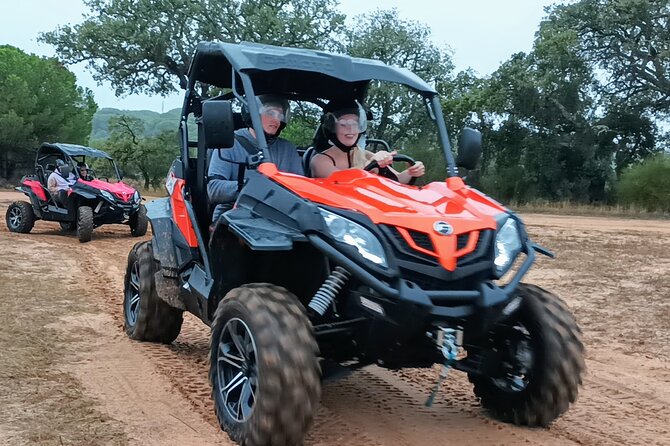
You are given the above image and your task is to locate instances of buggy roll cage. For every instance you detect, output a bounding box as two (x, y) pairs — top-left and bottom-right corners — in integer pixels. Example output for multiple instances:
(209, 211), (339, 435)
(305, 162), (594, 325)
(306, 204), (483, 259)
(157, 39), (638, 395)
(177, 41), (460, 238)
(36, 143), (122, 181)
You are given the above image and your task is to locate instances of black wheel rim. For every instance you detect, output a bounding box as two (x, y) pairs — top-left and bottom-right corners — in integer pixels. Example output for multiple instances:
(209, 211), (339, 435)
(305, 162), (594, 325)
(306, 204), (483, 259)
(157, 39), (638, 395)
(216, 318), (258, 423)
(490, 324), (534, 392)
(8, 207), (22, 228)
(125, 260), (141, 326)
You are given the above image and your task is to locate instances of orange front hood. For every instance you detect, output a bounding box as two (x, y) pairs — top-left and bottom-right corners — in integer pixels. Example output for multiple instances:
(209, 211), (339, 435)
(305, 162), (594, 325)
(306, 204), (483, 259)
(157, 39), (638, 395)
(259, 164), (507, 271)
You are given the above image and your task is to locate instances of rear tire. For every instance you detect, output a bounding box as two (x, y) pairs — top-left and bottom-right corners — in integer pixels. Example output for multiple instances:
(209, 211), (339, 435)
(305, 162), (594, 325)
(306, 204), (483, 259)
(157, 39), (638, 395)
(123, 241), (183, 343)
(6, 201), (35, 233)
(209, 284), (321, 446)
(468, 283), (585, 426)
(76, 206), (94, 243)
(129, 204), (148, 237)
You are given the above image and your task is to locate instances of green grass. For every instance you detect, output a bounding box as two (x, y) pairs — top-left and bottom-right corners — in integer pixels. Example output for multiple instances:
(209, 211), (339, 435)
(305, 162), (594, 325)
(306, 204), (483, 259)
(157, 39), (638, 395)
(510, 200), (670, 220)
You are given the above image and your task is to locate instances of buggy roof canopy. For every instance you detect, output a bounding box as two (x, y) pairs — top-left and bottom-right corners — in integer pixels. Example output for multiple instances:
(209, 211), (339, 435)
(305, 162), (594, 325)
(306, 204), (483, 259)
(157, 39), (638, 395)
(40, 143), (113, 160)
(188, 41), (438, 100)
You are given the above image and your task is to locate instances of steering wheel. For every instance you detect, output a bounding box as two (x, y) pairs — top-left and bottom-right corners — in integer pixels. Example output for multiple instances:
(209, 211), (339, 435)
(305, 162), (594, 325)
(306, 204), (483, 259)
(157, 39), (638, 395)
(364, 154), (418, 185)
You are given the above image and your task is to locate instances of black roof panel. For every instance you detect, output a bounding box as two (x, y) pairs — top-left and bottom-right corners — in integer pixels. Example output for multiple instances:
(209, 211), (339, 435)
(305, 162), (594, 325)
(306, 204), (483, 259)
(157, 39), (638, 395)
(188, 41), (437, 100)
(40, 143), (112, 159)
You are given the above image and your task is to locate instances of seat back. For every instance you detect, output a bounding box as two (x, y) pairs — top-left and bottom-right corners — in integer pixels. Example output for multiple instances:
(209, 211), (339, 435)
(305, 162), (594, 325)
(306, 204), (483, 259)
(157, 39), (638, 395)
(204, 112), (249, 226)
(302, 147), (316, 178)
(302, 123), (335, 178)
(312, 123), (331, 152)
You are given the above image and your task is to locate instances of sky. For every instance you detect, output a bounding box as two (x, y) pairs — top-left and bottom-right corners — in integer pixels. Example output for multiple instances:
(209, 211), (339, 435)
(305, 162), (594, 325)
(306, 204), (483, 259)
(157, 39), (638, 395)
(0, 0), (557, 113)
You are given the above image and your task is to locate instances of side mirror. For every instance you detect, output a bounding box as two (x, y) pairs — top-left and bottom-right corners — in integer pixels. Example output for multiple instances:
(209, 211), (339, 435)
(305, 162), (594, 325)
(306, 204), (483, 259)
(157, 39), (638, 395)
(456, 127), (482, 170)
(202, 100), (235, 149)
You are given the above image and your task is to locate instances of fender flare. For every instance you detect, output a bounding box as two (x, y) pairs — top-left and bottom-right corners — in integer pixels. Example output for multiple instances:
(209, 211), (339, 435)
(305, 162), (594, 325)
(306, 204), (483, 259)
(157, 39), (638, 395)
(146, 198), (181, 275)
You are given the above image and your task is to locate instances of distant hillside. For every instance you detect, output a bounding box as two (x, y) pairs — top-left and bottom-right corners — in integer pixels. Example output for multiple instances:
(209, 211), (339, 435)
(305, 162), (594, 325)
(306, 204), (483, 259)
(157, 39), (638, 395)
(91, 107), (182, 140)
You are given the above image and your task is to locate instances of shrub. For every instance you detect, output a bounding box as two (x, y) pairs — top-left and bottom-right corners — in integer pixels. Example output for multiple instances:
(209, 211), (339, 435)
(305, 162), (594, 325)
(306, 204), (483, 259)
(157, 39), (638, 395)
(616, 155), (670, 212)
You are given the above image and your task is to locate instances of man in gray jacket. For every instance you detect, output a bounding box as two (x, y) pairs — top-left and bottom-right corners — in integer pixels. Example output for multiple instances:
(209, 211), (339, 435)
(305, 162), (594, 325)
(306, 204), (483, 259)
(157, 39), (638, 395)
(207, 95), (304, 223)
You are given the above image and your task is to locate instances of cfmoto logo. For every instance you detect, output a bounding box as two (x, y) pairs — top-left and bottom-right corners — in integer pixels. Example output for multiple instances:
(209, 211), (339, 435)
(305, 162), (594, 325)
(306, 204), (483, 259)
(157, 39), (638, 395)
(433, 221), (453, 235)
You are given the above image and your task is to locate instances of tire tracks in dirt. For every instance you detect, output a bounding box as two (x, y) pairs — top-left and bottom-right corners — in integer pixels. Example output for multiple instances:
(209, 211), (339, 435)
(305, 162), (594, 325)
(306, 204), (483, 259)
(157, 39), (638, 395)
(6, 189), (668, 446)
(78, 228), (565, 445)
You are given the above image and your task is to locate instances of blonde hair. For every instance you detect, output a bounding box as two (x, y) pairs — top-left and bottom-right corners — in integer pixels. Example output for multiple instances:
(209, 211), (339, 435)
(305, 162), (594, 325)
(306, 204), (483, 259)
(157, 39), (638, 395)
(350, 145), (369, 169)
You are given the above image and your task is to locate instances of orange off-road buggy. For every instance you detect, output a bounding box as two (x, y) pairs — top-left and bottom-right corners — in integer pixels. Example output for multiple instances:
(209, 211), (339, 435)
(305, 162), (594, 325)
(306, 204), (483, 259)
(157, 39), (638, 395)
(122, 42), (584, 445)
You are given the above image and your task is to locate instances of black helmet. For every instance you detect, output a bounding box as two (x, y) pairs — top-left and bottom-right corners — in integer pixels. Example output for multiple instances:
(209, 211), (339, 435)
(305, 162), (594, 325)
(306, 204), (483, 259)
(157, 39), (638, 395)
(321, 98), (369, 152)
(56, 159), (71, 178)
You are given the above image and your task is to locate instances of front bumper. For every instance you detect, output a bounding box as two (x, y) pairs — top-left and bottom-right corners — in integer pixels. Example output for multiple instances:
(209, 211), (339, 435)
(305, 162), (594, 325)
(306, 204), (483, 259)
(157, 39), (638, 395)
(94, 200), (141, 224)
(309, 235), (535, 317)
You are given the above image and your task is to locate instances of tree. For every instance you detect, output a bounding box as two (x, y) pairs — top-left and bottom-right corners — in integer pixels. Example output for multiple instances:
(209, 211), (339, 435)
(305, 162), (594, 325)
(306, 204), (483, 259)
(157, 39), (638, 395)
(452, 10), (665, 204)
(40, 0), (345, 96)
(0, 45), (96, 179)
(101, 115), (178, 189)
(543, 0), (670, 114)
(617, 154), (670, 211)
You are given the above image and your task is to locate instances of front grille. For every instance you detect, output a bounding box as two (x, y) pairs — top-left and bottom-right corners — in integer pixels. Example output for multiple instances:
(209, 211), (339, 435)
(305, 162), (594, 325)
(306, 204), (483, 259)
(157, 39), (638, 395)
(382, 226), (437, 264)
(457, 233), (469, 250)
(407, 230), (434, 251)
(381, 225), (494, 291)
(457, 230), (493, 267)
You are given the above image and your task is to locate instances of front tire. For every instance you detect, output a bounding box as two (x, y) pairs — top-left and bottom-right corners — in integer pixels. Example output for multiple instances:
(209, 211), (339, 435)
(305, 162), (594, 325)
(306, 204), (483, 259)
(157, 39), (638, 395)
(209, 284), (321, 446)
(129, 204), (148, 237)
(6, 201), (35, 233)
(76, 206), (94, 243)
(468, 283), (585, 426)
(123, 241), (183, 343)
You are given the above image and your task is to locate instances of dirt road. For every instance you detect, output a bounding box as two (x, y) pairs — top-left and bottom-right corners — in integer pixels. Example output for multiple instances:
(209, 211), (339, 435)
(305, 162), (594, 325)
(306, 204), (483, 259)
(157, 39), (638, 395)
(1, 190), (669, 445)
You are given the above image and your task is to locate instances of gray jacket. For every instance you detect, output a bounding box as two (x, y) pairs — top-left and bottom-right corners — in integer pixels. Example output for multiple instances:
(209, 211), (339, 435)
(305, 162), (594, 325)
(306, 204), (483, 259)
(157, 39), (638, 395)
(207, 128), (304, 222)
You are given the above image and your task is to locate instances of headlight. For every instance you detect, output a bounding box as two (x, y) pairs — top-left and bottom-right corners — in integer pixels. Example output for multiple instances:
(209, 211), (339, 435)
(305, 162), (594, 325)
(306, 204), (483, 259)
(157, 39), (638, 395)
(133, 191), (140, 203)
(494, 218), (523, 276)
(100, 190), (115, 202)
(319, 208), (387, 267)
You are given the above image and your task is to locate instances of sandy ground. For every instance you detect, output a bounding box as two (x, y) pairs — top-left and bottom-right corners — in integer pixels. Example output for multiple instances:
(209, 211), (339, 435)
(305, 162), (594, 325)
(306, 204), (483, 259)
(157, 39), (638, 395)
(0, 189), (668, 445)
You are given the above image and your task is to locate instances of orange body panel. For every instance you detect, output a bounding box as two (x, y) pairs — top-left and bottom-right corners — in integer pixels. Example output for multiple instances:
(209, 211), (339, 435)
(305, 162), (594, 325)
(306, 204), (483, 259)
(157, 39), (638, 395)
(259, 164), (506, 271)
(170, 179), (198, 248)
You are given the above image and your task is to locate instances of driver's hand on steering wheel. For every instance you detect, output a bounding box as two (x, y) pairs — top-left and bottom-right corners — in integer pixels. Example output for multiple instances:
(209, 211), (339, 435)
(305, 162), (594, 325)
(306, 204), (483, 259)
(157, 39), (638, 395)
(407, 161), (425, 177)
(370, 150), (396, 169)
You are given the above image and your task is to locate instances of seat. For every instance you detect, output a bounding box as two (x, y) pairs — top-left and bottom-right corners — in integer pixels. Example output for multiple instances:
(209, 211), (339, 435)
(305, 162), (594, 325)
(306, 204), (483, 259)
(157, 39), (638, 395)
(204, 111), (249, 227)
(35, 165), (48, 186)
(302, 147), (316, 177)
(44, 164), (56, 183)
(302, 124), (332, 178)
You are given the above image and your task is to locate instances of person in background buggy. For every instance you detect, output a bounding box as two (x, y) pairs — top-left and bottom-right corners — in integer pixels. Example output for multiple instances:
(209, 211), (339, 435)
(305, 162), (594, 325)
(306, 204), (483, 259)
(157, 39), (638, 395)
(77, 162), (94, 181)
(47, 159), (76, 209)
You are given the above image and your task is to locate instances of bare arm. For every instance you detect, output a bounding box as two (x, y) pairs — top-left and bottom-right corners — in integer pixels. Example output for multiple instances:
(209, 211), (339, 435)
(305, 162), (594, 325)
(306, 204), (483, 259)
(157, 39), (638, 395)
(396, 161), (425, 184)
(311, 153), (341, 178)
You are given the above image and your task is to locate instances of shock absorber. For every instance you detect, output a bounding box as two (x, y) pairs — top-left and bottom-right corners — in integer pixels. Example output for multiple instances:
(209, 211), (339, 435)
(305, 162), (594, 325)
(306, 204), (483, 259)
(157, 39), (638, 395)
(308, 266), (350, 316)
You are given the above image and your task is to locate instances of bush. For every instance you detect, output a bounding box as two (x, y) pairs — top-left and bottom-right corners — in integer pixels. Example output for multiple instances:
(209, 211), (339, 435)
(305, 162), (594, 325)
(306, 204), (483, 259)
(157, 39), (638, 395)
(616, 154), (670, 212)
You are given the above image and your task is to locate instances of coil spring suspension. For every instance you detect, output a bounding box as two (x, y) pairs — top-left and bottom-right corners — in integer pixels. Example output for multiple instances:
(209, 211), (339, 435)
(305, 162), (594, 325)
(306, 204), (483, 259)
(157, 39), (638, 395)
(308, 266), (350, 316)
